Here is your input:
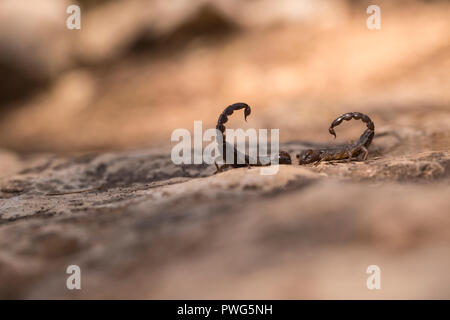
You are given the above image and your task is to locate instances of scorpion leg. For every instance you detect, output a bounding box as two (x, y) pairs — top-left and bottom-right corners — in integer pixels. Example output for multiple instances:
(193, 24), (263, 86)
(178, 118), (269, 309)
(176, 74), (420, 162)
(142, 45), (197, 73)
(346, 149), (354, 163)
(360, 146), (369, 160)
(214, 162), (230, 174)
(214, 162), (221, 174)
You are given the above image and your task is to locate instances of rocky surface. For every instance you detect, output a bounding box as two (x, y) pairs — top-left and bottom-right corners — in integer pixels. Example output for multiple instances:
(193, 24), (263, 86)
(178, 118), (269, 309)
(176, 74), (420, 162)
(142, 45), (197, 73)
(1, 125), (449, 299)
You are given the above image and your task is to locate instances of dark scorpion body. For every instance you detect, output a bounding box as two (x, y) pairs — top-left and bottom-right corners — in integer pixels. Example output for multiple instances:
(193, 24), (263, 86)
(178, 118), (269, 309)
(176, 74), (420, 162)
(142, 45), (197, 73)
(215, 102), (292, 172)
(297, 112), (375, 165)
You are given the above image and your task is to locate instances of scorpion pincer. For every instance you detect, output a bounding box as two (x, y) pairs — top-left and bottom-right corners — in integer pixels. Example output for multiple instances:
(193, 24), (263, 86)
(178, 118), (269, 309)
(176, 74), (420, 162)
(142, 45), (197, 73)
(214, 102), (292, 172)
(297, 112), (375, 165)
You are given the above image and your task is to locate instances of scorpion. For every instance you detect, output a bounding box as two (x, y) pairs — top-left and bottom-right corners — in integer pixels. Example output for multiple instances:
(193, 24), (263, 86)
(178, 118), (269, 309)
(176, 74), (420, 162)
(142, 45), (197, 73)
(297, 112), (375, 165)
(214, 102), (292, 172)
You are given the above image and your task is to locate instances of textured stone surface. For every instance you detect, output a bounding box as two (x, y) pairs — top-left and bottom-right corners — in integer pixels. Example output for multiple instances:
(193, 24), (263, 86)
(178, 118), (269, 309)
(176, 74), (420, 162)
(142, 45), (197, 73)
(1, 126), (449, 299)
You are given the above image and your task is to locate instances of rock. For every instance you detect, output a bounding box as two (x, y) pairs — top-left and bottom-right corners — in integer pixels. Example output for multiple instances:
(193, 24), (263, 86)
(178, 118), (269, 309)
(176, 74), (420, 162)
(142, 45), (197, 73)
(0, 127), (450, 298)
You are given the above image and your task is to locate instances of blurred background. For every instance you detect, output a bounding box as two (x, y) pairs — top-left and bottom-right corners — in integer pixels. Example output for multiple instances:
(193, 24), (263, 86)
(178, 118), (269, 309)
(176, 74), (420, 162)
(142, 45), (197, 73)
(0, 0), (448, 159)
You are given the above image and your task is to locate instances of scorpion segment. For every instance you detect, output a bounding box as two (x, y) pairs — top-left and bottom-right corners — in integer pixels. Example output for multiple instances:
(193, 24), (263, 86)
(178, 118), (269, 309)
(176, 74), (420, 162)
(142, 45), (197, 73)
(216, 102), (251, 135)
(278, 150), (292, 165)
(296, 149), (321, 165)
(328, 112), (375, 140)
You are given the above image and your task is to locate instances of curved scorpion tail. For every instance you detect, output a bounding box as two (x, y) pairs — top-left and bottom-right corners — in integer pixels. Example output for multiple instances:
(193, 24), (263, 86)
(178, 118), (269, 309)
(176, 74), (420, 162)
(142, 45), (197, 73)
(216, 102), (251, 135)
(328, 112), (375, 147)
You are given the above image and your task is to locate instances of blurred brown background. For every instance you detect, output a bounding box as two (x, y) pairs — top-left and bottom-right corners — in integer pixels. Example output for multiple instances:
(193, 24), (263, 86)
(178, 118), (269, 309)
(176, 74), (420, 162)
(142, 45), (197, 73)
(0, 0), (450, 299)
(0, 0), (448, 156)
